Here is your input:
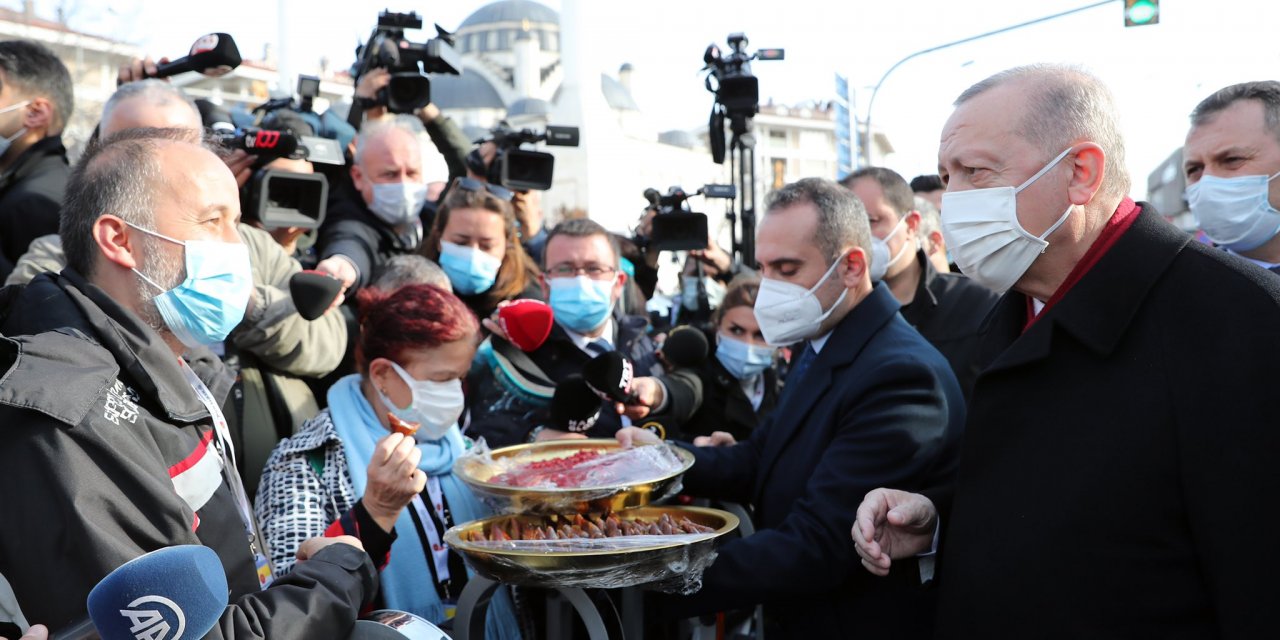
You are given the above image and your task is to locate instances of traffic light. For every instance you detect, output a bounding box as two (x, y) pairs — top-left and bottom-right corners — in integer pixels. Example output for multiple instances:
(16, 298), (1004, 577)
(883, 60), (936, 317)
(1125, 0), (1159, 27)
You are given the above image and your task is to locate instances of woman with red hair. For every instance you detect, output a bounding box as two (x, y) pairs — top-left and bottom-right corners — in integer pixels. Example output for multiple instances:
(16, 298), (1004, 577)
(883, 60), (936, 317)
(255, 284), (519, 638)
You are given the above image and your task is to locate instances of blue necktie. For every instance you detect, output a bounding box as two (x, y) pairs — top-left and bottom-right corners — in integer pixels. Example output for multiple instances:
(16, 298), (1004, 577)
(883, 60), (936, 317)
(586, 338), (612, 357)
(787, 342), (817, 386)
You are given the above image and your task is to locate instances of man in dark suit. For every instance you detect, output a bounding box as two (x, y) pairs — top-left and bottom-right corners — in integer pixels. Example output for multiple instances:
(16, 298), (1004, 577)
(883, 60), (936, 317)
(853, 65), (1280, 636)
(842, 167), (999, 399)
(621, 178), (965, 637)
(1183, 80), (1280, 274)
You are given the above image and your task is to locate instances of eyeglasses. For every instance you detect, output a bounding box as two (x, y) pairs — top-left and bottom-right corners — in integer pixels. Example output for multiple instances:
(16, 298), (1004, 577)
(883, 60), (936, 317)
(453, 177), (514, 202)
(547, 263), (618, 280)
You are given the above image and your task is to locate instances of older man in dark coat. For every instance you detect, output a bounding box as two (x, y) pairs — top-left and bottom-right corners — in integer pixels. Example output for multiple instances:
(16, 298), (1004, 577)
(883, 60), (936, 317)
(854, 65), (1280, 637)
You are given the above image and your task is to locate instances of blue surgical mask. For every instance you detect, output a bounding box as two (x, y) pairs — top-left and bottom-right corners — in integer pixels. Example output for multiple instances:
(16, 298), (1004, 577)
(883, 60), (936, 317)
(368, 181), (427, 226)
(715, 333), (774, 379)
(0, 100), (29, 158)
(128, 222), (253, 348)
(548, 275), (615, 333)
(1186, 172), (1280, 251)
(439, 240), (501, 295)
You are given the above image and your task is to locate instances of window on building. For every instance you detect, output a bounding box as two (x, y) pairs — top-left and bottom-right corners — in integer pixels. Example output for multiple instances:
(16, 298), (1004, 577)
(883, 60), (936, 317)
(769, 130), (787, 146)
(772, 158), (787, 190)
(497, 29), (511, 49)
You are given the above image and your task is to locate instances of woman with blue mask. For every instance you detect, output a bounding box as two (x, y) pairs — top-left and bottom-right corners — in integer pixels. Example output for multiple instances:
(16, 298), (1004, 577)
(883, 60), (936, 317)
(421, 178), (542, 321)
(657, 278), (780, 443)
(255, 284), (520, 639)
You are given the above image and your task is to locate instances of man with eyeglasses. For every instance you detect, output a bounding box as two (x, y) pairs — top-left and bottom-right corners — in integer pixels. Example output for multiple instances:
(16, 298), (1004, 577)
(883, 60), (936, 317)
(465, 218), (686, 446)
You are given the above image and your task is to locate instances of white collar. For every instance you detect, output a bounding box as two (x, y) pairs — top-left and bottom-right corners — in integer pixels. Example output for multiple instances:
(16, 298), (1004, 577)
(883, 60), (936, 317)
(1228, 249), (1280, 270)
(810, 330), (834, 354)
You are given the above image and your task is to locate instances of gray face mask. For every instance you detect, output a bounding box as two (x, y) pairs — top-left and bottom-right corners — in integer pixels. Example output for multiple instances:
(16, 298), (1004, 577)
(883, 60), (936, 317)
(0, 100), (30, 158)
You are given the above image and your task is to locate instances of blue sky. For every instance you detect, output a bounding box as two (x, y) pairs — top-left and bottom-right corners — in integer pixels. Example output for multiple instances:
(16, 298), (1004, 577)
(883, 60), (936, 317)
(21, 0), (1280, 197)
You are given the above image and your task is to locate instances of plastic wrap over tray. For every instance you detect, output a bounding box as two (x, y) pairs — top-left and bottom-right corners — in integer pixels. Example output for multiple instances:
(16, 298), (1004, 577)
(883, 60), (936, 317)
(444, 506), (738, 594)
(454, 439), (694, 515)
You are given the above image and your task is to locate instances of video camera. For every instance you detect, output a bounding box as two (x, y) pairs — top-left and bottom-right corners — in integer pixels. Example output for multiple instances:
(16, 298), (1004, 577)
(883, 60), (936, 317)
(352, 9), (462, 114)
(702, 33), (784, 163)
(467, 121), (581, 191)
(637, 184), (736, 252)
(215, 119), (340, 232)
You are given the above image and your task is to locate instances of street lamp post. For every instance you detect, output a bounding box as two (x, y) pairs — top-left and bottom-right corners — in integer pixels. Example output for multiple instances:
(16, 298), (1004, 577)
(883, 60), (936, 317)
(862, 0), (1118, 166)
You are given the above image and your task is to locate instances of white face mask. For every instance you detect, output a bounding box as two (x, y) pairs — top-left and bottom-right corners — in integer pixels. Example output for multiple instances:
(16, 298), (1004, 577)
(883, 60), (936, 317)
(869, 216), (912, 282)
(940, 147), (1074, 293)
(753, 252), (849, 346)
(1186, 172), (1280, 251)
(368, 180), (428, 226)
(375, 361), (464, 442)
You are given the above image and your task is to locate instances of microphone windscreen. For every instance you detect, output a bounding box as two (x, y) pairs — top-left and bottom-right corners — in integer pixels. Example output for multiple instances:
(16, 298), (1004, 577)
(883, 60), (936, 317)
(87, 545), (227, 640)
(550, 375), (603, 433)
(290, 271), (344, 320)
(186, 33), (242, 76)
(497, 299), (554, 352)
(661, 326), (709, 368)
(582, 351), (633, 403)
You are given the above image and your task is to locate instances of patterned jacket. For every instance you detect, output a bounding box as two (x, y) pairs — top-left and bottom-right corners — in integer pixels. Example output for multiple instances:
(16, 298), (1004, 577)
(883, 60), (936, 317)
(255, 408), (392, 575)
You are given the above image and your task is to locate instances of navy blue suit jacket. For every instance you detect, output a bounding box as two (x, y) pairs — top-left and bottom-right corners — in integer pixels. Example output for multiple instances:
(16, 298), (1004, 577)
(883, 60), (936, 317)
(668, 283), (966, 637)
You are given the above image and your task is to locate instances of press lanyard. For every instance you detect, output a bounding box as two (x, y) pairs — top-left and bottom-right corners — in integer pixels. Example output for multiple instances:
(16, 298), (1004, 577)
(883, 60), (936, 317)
(178, 358), (275, 589)
(411, 476), (451, 584)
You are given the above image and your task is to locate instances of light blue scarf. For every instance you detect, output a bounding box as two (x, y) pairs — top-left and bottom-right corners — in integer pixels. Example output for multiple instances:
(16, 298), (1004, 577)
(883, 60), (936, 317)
(328, 374), (521, 640)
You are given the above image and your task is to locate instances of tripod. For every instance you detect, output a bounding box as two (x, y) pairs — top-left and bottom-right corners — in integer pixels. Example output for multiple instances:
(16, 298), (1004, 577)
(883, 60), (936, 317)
(724, 113), (757, 270)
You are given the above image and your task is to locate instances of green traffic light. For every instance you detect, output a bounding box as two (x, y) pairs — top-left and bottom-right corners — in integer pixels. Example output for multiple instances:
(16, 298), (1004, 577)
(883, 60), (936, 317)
(1126, 0), (1159, 26)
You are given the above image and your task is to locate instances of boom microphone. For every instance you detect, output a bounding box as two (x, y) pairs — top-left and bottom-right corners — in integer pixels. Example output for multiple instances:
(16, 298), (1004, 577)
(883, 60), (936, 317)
(582, 351), (635, 404)
(52, 545), (228, 640)
(661, 326), (709, 369)
(290, 271), (345, 320)
(550, 375), (603, 433)
(146, 33), (242, 79)
(496, 299), (554, 352)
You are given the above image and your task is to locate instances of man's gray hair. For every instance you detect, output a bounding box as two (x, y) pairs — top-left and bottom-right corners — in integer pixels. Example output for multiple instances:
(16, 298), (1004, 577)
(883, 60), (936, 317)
(764, 177), (871, 263)
(354, 115), (425, 166)
(955, 64), (1131, 199)
(101, 80), (200, 129)
(61, 127), (210, 278)
(373, 254), (452, 292)
(1190, 81), (1280, 145)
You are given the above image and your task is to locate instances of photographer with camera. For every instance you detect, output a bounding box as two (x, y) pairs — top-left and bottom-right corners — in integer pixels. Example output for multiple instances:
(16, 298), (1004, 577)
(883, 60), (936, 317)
(316, 115), (431, 295)
(420, 177), (541, 320)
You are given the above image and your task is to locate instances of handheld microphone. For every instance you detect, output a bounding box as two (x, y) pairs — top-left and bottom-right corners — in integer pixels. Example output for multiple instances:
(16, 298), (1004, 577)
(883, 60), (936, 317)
(582, 351), (636, 404)
(550, 375), (603, 433)
(214, 127), (301, 161)
(145, 33), (242, 79)
(52, 545), (228, 640)
(290, 271), (345, 320)
(496, 299), (554, 352)
(661, 326), (709, 369)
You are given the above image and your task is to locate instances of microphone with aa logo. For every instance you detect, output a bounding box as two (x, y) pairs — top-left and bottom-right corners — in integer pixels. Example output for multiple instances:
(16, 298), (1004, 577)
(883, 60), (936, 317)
(52, 545), (228, 640)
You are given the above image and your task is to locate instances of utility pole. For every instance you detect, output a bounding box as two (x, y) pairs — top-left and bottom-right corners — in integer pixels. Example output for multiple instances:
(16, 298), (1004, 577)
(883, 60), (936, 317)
(862, 0), (1118, 166)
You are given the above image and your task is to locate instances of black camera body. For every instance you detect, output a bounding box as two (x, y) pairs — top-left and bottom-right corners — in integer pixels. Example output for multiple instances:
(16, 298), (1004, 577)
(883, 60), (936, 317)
(243, 169), (329, 231)
(702, 33), (784, 163)
(639, 185), (736, 252)
(352, 10), (462, 114)
(468, 122), (581, 191)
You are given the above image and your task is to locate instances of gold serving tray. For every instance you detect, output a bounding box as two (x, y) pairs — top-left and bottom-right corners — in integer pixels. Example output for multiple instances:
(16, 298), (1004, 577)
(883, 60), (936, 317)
(454, 439), (695, 516)
(444, 506), (738, 590)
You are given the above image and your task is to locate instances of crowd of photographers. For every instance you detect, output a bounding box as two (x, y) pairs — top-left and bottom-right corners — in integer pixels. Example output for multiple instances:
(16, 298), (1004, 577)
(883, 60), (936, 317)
(1, 10), (1279, 639)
